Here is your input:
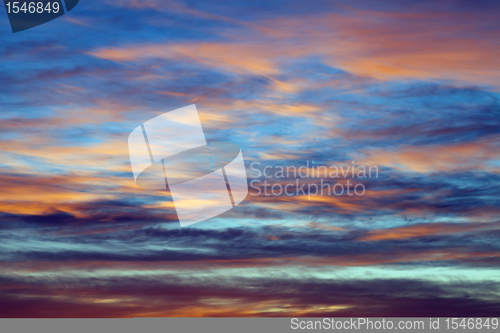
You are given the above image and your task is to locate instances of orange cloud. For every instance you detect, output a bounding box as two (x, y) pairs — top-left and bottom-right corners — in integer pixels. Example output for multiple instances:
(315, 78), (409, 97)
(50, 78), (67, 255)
(356, 137), (500, 173)
(90, 7), (500, 88)
(0, 172), (137, 215)
(248, 181), (421, 215)
(90, 43), (280, 76)
(359, 222), (500, 241)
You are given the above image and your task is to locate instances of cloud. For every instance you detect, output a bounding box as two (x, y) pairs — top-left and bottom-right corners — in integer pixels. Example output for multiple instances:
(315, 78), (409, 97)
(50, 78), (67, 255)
(1, 0), (500, 318)
(359, 221), (500, 241)
(356, 136), (500, 173)
(90, 4), (500, 87)
(1, 274), (499, 317)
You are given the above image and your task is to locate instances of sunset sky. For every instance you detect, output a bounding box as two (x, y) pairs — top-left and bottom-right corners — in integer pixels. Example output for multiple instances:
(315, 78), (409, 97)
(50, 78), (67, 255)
(1, 0), (500, 317)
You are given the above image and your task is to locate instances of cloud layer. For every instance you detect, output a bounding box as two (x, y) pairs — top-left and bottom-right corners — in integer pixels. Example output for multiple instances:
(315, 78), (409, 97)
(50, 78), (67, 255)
(0, 0), (499, 317)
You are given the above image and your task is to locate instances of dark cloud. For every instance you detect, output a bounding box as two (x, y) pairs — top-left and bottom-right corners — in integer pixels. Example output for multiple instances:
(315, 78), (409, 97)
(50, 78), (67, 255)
(1, 0), (499, 318)
(1, 275), (499, 317)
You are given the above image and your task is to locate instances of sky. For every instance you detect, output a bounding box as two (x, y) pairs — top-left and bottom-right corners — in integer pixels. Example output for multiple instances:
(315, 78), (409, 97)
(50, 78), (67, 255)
(0, 0), (500, 317)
